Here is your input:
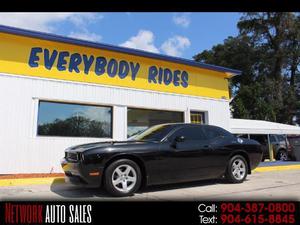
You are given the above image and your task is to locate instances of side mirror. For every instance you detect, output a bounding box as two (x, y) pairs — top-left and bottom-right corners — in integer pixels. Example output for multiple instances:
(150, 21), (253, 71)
(175, 136), (185, 142)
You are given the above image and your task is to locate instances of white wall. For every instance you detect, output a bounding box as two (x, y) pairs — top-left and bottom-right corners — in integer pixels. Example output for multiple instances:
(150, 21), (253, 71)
(0, 73), (230, 174)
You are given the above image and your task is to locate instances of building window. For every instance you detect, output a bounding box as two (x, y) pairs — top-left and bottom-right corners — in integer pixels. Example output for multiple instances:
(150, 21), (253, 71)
(190, 111), (205, 124)
(37, 101), (112, 138)
(127, 108), (184, 137)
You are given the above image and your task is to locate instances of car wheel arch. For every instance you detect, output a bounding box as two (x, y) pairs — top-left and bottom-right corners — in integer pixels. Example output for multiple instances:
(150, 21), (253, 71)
(228, 151), (251, 174)
(102, 154), (148, 188)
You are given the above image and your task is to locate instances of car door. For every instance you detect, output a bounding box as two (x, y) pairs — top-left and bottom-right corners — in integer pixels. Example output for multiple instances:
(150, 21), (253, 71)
(161, 126), (215, 182)
(200, 125), (237, 177)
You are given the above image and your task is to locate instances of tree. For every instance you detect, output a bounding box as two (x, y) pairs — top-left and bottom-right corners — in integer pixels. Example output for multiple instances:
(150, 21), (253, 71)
(194, 12), (300, 124)
(238, 13), (296, 80)
(38, 116), (110, 137)
(194, 35), (256, 94)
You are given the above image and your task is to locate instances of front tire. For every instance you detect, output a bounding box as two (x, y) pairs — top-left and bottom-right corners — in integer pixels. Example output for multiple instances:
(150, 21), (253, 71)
(104, 159), (142, 197)
(225, 155), (248, 183)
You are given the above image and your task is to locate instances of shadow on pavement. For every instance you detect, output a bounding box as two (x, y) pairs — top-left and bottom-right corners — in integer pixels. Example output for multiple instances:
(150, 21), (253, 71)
(50, 178), (110, 199)
(50, 177), (232, 199)
(139, 178), (228, 194)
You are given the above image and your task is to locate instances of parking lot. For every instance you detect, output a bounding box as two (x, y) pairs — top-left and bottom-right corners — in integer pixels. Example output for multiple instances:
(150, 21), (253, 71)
(1, 166), (300, 201)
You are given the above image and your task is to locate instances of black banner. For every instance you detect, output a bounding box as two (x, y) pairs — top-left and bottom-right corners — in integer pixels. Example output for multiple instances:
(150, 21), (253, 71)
(1, 0), (299, 11)
(0, 201), (299, 225)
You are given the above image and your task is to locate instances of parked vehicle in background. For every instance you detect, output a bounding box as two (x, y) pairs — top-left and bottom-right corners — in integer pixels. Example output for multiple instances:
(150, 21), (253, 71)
(270, 134), (290, 161)
(286, 135), (300, 161)
(235, 134), (289, 161)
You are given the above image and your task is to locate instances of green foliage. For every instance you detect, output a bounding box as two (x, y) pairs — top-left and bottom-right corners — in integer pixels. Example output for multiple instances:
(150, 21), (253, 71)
(38, 115), (111, 137)
(194, 12), (300, 125)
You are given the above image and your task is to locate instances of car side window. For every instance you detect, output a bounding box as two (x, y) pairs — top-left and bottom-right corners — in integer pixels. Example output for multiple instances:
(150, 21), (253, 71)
(236, 134), (249, 139)
(169, 127), (206, 141)
(204, 126), (232, 139)
(269, 135), (276, 143)
(249, 134), (268, 145)
(276, 135), (286, 142)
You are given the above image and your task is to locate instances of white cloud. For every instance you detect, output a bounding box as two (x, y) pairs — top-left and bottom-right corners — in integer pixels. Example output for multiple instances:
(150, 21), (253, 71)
(68, 13), (104, 28)
(161, 35), (191, 57)
(173, 13), (191, 28)
(0, 13), (104, 37)
(120, 30), (191, 57)
(120, 30), (159, 53)
(0, 13), (72, 32)
(68, 31), (102, 42)
(81, 107), (111, 123)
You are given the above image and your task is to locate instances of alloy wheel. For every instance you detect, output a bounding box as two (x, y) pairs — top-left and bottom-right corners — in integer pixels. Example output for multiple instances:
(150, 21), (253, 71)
(231, 158), (246, 180)
(279, 151), (288, 161)
(111, 164), (137, 193)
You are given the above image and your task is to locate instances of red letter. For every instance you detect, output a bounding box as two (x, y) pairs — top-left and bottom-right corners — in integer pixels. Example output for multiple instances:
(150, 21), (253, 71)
(38, 205), (43, 223)
(5, 203), (11, 223)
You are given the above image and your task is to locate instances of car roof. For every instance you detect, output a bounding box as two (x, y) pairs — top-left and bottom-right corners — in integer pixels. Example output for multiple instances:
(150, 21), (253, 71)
(157, 123), (217, 129)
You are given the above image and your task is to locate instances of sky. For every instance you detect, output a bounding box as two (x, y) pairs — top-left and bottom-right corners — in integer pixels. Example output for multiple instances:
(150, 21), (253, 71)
(0, 12), (241, 59)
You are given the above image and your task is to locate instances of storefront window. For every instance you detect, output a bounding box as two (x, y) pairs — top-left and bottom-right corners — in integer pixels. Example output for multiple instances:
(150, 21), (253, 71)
(37, 101), (112, 138)
(127, 108), (184, 137)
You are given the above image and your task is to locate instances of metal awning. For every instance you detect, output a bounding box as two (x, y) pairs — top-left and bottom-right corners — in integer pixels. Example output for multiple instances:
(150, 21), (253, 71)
(230, 118), (300, 135)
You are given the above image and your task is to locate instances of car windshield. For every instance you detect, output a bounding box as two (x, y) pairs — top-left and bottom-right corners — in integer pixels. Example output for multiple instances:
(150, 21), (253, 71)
(128, 124), (175, 142)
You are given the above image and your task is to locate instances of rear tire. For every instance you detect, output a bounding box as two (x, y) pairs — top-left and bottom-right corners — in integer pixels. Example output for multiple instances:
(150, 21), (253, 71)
(225, 155), (248, 183)
(276, 150), (288, 161)
(104, 159), (142, 197)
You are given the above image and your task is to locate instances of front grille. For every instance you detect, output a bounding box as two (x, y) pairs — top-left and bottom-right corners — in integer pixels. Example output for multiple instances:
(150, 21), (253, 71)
(66, 152), (79, 162)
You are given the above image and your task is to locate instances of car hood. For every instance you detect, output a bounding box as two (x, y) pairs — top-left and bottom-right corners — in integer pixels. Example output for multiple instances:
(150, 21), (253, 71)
(65, 140), (156, 153)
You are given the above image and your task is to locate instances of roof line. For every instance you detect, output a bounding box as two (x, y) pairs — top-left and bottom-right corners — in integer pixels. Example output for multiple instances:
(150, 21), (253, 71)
(0, 25), (242, 75)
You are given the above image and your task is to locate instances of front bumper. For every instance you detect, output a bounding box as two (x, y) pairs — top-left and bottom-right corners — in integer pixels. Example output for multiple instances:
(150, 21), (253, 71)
(61, 158), (104, 187)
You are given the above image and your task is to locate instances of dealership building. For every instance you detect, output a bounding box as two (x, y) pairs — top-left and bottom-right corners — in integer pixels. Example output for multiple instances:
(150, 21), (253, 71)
(0, 25), (242, 174)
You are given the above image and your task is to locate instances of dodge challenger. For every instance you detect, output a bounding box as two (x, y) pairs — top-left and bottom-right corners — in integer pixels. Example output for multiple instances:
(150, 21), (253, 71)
(61, 123), (262, 197)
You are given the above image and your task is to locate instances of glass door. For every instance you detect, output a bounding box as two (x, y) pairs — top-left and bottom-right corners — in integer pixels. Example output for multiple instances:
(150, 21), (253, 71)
(190, 111), (205, 124)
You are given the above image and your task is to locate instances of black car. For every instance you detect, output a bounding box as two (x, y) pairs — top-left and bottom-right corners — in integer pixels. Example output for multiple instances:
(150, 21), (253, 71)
(61, 123), (262, 197)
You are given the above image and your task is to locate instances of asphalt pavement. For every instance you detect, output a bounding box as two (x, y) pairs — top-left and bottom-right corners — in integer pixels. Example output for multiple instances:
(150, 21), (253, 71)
(0, 169), (299, 201)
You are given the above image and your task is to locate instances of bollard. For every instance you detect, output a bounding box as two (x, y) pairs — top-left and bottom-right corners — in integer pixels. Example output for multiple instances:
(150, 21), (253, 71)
(267, 134), (275, 161)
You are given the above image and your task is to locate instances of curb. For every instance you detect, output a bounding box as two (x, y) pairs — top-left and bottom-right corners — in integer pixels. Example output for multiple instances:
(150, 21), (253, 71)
(0, 177), (64, 187)
(0, 164), (300, 187)
(253, 164), (300, 173)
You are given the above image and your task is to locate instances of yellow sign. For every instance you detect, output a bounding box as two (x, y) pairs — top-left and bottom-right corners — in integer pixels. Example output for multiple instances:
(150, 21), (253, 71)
(0, 32), (230, 99)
